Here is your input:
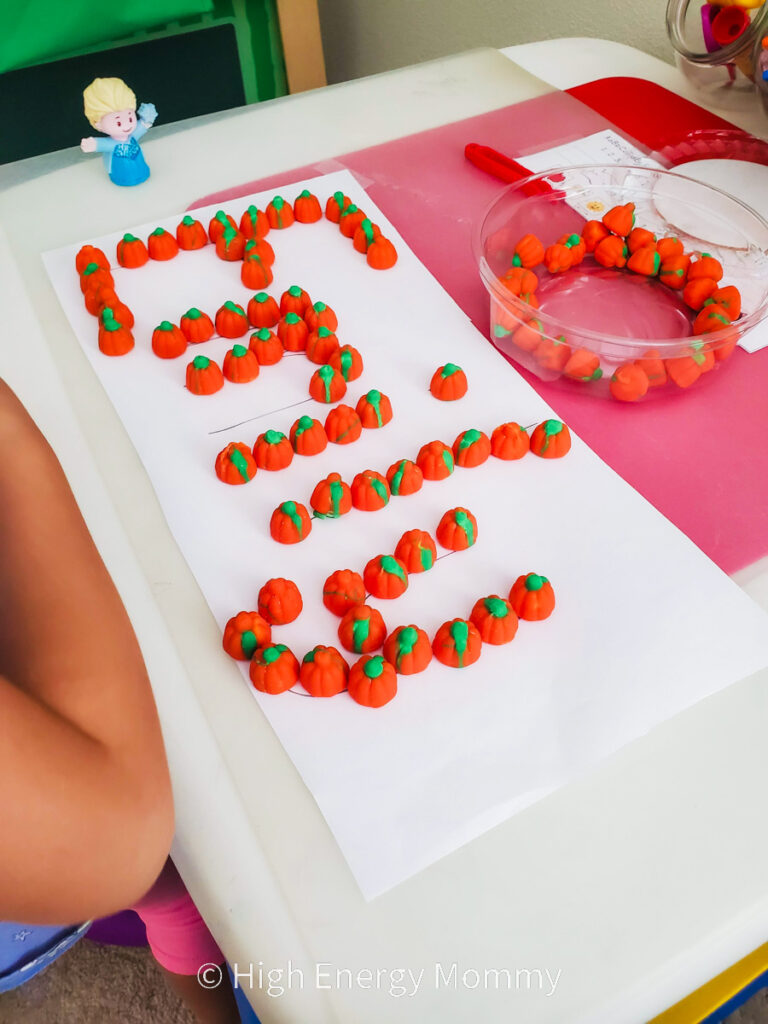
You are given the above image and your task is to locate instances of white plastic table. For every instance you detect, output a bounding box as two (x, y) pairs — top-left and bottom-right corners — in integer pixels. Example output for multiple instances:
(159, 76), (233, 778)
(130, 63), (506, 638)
(2, 41), (768, 1024)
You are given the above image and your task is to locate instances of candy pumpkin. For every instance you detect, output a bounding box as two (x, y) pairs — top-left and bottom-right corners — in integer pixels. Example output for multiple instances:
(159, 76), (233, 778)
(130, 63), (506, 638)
(558, 232), (586, 266)
(707, 285), (741, 320)
(215, 226), (246, 261)
(383, 625), (432, 675)
(309, 364), (346, 403)
(452, 428), (491, 467)
(208, 210), (238, 243)
(293, 189), (322, 223)
(665, 346), (713, 388)
(610, 363), (649, 402)
(659, 254), (690, 289)
(152, 320), (187, 359)
(76, 245), (109, 273)
(394, 529), (436, 573)
(289, 415), (327, 456)
(635, 349), (667, 388)
(353, 218), (381, 254)
(512, 317), (546, 353)
(266, 195), (294, 229)
(323, 569), (365, 617)
(367, 236), (398, 270)
(339, 204), (366, 238)
(543, 243), (572, 274)
(299, 645), (348, 697)
(535, 335), (572, 373)
(627, 246), (660, 277)
(594, 235), (628, 269)
(84, 281), (114, 316)
(247, 291), (281, 328)
(269, 500), (312, 544)
(186, 355), (224, 395)
(356, 389), (393, 428)
(116, 233), (148, 268)
(222, 610), (271, 660)
(80, 262), (114, 295)
(656, 236), (683, 260)
(509, 573), (555, 620)
(693, 303), (731, 335)
(683, 277), (718, 311)
(625, 228), (655, 255)
(563, 348), (602, 382)
(351, 470), (390, 511)
(244, 236), (275, 266)
(329, 344), (363, 382)
(417, 440), (454, 481)
(581, 220), (610, 253)
(249, 327), (284, 365)
(304, 300), (338, 333)
(257, 578), (303, 625)
(470, 596), (519, 645)
(176, 215), (207, 250)
(239, 205), (269, 240)
(180, 308), (214, 344)
(223, 344), (260, 383)
(602, 203), (635, 237)
(530, 419), (571, 458)
(215, 301), (249, 338)
(98, 308), (134, 356)
(688, 254), (723, 283)
(253, 430), (293, 470)
(325, 191), (351, 223)
(338, 605), (387, 654)
(511, 233), (545, 268)
(306, 326), (340, 364)
(500, 266), (538, 295)
(277, 313), (309, 352)
(386, 458), (423, 496)
(280, 285), (312, 317)
(490, 422), (530, 460)
(249, 644), (300, 695)
(432, 618), (482, 668)
(348, 655), (398, 708)
(93, 288), (133, 327)
(429, 363), (467, 400)
(325, 404), (362, 444)
(713, 331), (739, 362)
(363, 555), (408, 599)
(436, 507), (477, 551)
(310, 472), (352, 518)
(519, 290), (540, 309)
(241, 252), (273, 289)
(215, 441), (257, 484)
(147, 227), (178, 261)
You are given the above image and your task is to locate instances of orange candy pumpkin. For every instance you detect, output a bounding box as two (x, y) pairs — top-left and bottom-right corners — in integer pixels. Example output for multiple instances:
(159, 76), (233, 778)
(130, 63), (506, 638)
(558, 233), (586, 266)
(530, 419), (571, 458)
(241, 253), (273, 290)
(656, 236), (683, 260)
(310, 364), (346, 403)
(683, 277), (718, 311)
(356, 389), (393, 428)
(247, 292), (281, 328)
(543, 243), (572, 274)
(453, 428), (491, 467)
(325, 191), (351, 223)
(432, 618), (482, 668)
(512, 317), (546, 353)
(353, 218), (381, 254)
(708, 285), (741, 320)
(563, 348), (602, 382)
(610, 363), (649, 402)
(693, 303), (731, 336)
(223, 344), (260, 383)
(257, 578), (303, 625)
(215, 301), (249, 339)
(249, 644), (300, 695)
(269, 500), (312, 544)
(659, 254), (690, 289)
(417, 440), (454, 481)
(289, 415), (327, 456)
(665, 347), (713, 389)
(94, 290), (134, 327)
(293, 189), (322, 223)
(635, 349), (667, 388)
(266, 195), (294, 229)
(186, 355), (224, 395)
(383, 625), (432, 675)
(208, 210), (238, 243)
(339, 204), (366, 238)
(180, 308), (214, 344)
(147, 227), (178, 261)
(394, 529), (436, 573)
(76, 245), (109, 273)
(253, 430), (293, 470)
(338, 605), (387, 654)
(222, 610), (271, 660)
(215, 442), (257, 485)
(351, 470), (391, 511)
(688, 254), (723, 283)
(277, 313), (309, 352)
(329, 344), (363, 382)
(116, 233), (148, 268)
(429, 363), (467, 400)
(323, 569), (366, 617)
(244, 236), (275, 266)
(325, 405), (362, 445)
(152, 320), (187, 359)
(299, 645), (348, 697)
(98, 308), (134, 356)
(215, 227), (246, 261)
(470, 596), (519, 645)
(490, 422), (530, 460)
(80, 262), (114, 295)
(602, 202), (635, 237)
(306, 326), (340, 364)
(535, 335), (572, 373)
(367, 236), (398, 270)
(500, 266), (538, 295)
(363, 555), (408, 599)
(436, 507), (477, 551)
(594, 235), (628, 269)
(627, 227), (656, 254)
(627, 246), (660, 277)
(310, 472), (352, 518)
(581, 220), (610, 253)
(239, 205), (270, 240)
(249, 327), (284, 365)
(348, 655), (398, 707)
(509, 573), (555, 621)
(512, 233), (545, 268)
(386, 458), (423, 496)
(176, 215), (208, 250)
(304, 300), (338, 333)
(280, 285), (312, 317)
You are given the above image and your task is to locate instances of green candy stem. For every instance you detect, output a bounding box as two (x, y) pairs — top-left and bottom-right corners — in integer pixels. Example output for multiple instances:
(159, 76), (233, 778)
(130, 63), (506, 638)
(288, 285), (302, 297)
(247, 204), (259, 221)
(396, 627), (418, 670)
(441, 362), (461, 378)
(241, 630), (258, 659)
(541, 419), (563, 454)
(329, 479), (343, 517)
(339, 349), (353, 380)
(285, 312), (301, 324)
(272, 196), (285, 211)
(229, 448), (251, 482)
(158, 320), (173, 331)
(181, 216), (195, 227)
(314, 301), (327, 312)
(390, 460), (407, 495)
(370, 477), (389, 505)
(365, 389), (383, 427)
(352, 616), (370, 653)
(441, 448), (454, 474)
(254, 291), (269, 303)
(232, 344), (247, 357)
(318, 364), (335, 403)
(280, 501), (303, 536)
(525, 574), (548, 591)
(215, 211), (229, 225)
(192, 355), (210, 369)
(255, 327), (272, 341)
(262, 644), (286, 664)
(333, 190), (344, 210)
(363, 656), (385, 679)
(361, 219), (375, 247)
(458, 428), (482, 452)
(184, 307), (202, 319)
(264, 429), (284, 445)
(484, 597), (508, 618)
(294, 415), (314, 437)
(298, 189), (310, 198)
(380, 555), (404, 580)
(123, 232), (139, 242)
(223, 300), (243, 314)
(454, 510), (474, 546)
(151, 227), (166, 237)
(449, 620), (469, 667)
(419, 543), (434, 571)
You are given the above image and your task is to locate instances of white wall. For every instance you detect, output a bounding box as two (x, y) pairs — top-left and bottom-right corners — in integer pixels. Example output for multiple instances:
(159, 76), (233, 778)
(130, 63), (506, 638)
(317, 0), (672, 84)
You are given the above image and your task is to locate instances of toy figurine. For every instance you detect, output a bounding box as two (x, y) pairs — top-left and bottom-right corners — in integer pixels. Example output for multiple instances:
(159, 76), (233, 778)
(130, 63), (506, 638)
(81, 78), (157, 187)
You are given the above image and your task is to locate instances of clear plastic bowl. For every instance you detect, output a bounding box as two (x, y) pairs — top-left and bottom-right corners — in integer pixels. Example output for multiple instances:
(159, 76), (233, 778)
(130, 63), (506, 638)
(474, 164), (768, 402)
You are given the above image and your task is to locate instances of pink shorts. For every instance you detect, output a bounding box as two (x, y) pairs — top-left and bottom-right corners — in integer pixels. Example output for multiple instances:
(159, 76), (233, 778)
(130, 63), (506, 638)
(131, 859), (224, 976)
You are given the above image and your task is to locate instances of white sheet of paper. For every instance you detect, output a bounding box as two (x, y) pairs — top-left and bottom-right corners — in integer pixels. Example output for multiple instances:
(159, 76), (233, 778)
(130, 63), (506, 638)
(44, 169), (768, 899)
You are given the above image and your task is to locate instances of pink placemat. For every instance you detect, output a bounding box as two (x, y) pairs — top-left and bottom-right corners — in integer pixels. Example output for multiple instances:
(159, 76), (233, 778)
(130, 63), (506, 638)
(191, 90), (768, 574)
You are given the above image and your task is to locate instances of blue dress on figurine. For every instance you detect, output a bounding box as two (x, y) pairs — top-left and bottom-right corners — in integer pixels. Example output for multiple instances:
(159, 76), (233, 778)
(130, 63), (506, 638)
(94, 103), (156, 187)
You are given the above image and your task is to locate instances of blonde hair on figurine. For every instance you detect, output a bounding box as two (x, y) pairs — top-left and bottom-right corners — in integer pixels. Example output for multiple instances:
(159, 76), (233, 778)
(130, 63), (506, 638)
(83, 78), (137, 128)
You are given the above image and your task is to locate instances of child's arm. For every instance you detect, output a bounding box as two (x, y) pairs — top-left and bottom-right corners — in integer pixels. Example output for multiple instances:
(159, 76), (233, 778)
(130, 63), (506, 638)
(0, 380), (174, 924)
